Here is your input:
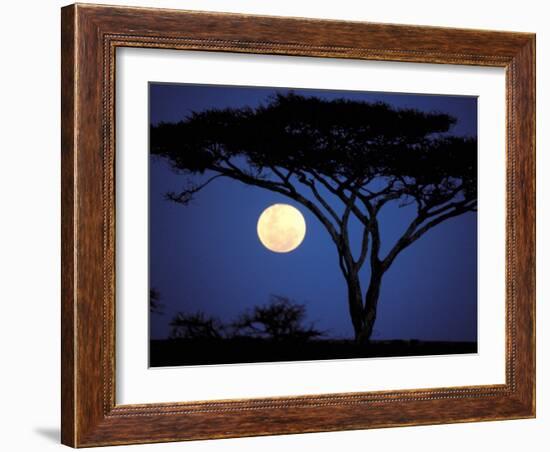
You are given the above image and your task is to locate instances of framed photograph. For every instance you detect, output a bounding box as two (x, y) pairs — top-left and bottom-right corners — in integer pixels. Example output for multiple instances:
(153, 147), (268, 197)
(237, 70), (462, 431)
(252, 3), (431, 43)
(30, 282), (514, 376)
(61, 3), (535, 447)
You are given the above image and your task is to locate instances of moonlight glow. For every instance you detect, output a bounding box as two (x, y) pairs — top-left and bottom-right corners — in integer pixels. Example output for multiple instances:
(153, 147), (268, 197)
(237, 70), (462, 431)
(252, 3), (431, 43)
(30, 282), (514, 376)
(257, 204), (306, 253)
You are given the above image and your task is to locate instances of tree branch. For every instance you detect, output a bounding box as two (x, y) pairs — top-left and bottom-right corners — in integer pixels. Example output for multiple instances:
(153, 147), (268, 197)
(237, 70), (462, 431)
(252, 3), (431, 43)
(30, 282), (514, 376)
(340, 193), (357, 271)
(211, 164), (343, 250)
(410, 201), (476, 243)
(297, 175), (342, 226)
(310, 169), (370, 225)
(423, 195), (473, 218)
(382, 200), (476, 270)
(356, 226), (370, 270)
(361, 198), (383, 274)
(165, 174), (225, 204)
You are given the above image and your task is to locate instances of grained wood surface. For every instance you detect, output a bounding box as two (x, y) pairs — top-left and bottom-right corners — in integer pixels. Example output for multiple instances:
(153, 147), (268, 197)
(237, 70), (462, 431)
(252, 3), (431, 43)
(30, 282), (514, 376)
(61, 3), (535, 447)
(60, 5), (76, 446)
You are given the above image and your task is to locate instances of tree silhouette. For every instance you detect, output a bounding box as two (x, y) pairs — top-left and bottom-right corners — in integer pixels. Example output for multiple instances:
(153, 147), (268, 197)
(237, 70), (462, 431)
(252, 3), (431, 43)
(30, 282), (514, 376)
(151, 93), (477, 343)
(232, 295), (324, 341)
(169, 312), (225, 340)
(149, 288), (164, 315)
(168, 296), (322, 342)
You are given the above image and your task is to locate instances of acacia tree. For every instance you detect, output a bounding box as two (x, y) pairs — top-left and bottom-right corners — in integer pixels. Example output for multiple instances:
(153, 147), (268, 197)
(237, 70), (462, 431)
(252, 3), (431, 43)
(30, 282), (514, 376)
(151, 93), (477, 344)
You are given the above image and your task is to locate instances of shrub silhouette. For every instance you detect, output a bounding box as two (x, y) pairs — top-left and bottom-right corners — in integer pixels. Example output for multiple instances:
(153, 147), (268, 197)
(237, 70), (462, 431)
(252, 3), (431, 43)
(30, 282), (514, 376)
(149, 288), (164, 315)
(168, 296), (323, 342)
(169, 312), (225, 340)
(232, 295), (324, 341)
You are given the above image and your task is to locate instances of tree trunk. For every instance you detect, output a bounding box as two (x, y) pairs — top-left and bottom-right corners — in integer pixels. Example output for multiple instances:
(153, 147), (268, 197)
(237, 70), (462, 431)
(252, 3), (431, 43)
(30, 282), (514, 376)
(356, 268), (383, 344)
(343, 265), (384, 345)
(346, 272), (365, 341)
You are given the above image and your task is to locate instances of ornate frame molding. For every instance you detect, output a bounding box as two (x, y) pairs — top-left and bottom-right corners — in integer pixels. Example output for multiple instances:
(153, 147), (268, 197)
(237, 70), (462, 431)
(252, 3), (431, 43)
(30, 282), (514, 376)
(61, 4), (535, 447)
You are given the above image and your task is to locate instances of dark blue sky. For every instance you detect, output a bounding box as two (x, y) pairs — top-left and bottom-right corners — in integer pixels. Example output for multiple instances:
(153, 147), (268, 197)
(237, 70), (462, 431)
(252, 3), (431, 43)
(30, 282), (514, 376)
(149, 83), (478, 342)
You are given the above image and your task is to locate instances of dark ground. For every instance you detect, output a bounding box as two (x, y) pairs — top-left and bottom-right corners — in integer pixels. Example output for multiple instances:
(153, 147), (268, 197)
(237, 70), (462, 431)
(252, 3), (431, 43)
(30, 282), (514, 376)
(149, 338), (477, 367)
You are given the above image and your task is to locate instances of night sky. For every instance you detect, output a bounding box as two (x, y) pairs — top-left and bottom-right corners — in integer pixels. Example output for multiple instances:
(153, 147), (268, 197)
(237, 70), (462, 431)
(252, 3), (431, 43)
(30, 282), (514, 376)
(149, 83), (478, 342)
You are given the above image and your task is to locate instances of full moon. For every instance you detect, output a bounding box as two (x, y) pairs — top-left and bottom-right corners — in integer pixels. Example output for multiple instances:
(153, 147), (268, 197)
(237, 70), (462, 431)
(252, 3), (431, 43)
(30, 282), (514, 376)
(257, 204), (306, 253)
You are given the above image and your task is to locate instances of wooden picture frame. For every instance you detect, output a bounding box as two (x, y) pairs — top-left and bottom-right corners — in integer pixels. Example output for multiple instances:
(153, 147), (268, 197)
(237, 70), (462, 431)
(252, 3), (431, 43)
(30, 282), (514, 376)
(61, 3), (535, 447)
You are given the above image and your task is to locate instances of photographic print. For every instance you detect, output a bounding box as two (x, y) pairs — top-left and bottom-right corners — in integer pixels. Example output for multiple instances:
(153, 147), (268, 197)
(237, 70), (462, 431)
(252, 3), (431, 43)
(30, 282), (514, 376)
(148, 83), (478, 367)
